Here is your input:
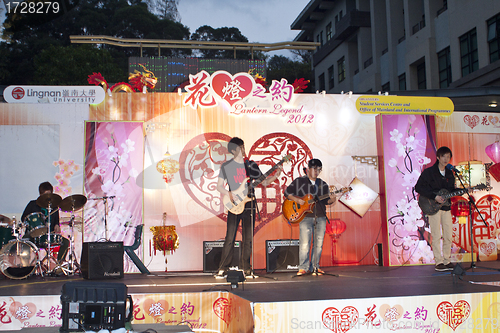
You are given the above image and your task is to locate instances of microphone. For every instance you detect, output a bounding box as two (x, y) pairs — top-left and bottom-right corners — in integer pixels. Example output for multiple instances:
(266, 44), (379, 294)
(445, 164), (461, 174)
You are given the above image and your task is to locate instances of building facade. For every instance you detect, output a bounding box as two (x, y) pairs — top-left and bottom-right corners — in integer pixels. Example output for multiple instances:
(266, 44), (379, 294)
(292, 0), (500, 93)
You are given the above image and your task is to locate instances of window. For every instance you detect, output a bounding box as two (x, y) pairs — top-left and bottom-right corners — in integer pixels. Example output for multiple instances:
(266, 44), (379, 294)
(417, 62), (426, 89)
(320, 31), (324, 46)
(381, 82), (390, 92)
(438, 47), (452, 88)
(326, 23), (332, 41)
(328, 65), (334, 89)
(398, 73), (406, 90)
(460, 28), (478, 77)
(318, 73), (326, 91)
(488, 14), (500, 63)
(338, 57), (346, 82)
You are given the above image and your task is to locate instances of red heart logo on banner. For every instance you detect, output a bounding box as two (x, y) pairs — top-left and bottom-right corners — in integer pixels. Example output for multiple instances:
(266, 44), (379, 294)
(480, 241), (496, 256)
(179, 132), (312, 230)
(463, 115), (479, 129)
(213, 297), (232, 324)
(211, 72), (254, 106)
(437, 300), (470, 331)
(143, 298), (168, 317)
(9, 302), (36, 322)
(322, 306), (359, 333)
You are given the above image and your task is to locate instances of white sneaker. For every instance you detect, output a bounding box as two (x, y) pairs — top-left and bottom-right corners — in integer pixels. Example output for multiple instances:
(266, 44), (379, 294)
(214, 270), (226, 279)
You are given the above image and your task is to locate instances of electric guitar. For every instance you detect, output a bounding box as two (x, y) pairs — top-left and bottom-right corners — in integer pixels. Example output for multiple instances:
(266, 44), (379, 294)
(282, 186), (352, 224)
(417, 183), (488, 216)
(222, 154), (292, 215)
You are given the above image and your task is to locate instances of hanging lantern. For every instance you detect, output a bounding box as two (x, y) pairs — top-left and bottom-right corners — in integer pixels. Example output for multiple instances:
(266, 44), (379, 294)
(485, 141), (500, 164)
(326, 218), (347, 239)
(150, 225), (179, 255)
(451, 197), (469, 217)
(455, 161), (485, 188)
(490, 163), (500, 182)
(156, 153), (180, 184)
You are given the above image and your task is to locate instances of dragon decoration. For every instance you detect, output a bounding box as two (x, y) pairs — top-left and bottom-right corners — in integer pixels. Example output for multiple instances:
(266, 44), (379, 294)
(250, 70), (310, 93)
(88, 64), (158, 93)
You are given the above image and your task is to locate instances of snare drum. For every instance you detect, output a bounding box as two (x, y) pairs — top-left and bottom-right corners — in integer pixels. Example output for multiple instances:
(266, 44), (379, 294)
(34, 233), (62, 248)
(24, 212), (47, 238)
(0, 239), (38, 279)
(0, 226), (14, 249)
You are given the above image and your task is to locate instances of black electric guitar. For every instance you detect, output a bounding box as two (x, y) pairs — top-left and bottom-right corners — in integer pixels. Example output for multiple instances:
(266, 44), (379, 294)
(417, 184), (488, 216)
(222, 154), (292, 215)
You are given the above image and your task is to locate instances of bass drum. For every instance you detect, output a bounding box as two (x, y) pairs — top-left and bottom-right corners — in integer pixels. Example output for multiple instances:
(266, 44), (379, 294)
(0, 240), (38, 279)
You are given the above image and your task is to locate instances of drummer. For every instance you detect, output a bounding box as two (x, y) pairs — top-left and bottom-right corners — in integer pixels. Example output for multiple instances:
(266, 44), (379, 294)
(21, 181), (69, 264)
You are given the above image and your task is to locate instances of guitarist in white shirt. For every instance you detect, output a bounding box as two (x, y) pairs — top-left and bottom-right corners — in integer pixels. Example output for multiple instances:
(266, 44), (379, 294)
(215, 137), (282, 278)
(415, 146), (456, 272)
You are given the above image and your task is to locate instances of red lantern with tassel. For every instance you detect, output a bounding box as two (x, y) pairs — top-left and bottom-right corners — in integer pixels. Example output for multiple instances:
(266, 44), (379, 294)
(325, 218), (347, 265)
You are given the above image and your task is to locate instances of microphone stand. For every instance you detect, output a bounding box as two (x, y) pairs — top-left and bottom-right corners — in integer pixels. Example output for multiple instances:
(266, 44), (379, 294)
(89, 196), (115, 241)
(313, 191), (338, 278)
(453, 170), (498, 272)
(247, 184), (277, 281)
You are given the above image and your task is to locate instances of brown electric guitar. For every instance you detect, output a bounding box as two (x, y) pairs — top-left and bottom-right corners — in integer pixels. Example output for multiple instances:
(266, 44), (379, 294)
(282, 186), (351, 223)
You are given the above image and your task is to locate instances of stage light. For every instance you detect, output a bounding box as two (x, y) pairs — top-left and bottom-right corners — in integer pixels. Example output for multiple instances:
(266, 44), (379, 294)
(489, 103), (497, 108)
(226, 270), (245, 289)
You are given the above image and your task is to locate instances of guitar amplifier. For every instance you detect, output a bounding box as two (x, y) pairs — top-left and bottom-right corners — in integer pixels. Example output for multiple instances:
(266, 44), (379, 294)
(266, 239), (299, 272)
(203, 241), (240, 273)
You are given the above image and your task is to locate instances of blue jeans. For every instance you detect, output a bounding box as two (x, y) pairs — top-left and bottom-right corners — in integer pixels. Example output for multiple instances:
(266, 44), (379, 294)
(298, 216), (326, 271)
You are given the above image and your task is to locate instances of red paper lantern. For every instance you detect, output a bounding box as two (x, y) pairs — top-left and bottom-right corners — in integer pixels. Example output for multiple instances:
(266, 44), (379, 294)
(490, 163), (500, 182)
(485, 141), (500, 163)
(326, 218), (347, 238)
(450, 197), (469, 217)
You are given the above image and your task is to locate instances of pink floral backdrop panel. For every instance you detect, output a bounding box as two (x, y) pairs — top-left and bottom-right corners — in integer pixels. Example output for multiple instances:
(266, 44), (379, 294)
(382, 115), (436, 266)
(84, 122), (144, 248)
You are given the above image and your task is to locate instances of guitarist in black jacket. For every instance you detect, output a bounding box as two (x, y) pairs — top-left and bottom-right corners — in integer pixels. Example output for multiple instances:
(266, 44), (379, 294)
(415, 146), (456, 272)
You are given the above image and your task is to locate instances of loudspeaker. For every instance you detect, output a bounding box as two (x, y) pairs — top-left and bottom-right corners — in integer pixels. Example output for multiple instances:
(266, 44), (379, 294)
(81, 242), (124, 279)
(266, 239), (299, 272)
(203, 241), (240, 273)
(60, 281), (132, 332)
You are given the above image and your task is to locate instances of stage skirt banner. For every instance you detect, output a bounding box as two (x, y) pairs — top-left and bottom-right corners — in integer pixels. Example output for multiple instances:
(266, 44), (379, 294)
(254, 291), (500, 333)
(0, 292), (253, 332)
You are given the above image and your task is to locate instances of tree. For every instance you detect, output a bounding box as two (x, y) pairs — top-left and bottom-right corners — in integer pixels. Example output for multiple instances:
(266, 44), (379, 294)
(190, 25), (265, 60)
(32, 44), (126, 85)
(0, 0), (191, 85)
(266, 54), (313, 93)
(145, 0), (180, 21)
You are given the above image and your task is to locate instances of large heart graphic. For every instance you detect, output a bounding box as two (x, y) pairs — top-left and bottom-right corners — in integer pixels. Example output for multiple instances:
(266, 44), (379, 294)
(463, 115), (479, 129)
(143, 298), (168, 317)
(179, 132), (312, 231)
(322, 306), (359, 333)
(213, 297), (231, 324)
(480, 241), (496, 257)
(211, 72), (253, 106)
(378, 304), (403, 322)
(9, 302), (36, 322)
(437, 300), (471, 331)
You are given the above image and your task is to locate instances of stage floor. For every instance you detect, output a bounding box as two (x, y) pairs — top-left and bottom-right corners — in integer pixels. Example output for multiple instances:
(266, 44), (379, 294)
(2, 262), (500, 302)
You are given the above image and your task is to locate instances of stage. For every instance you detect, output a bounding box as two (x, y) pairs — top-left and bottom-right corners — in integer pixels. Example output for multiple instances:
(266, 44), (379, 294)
(2, 262), (500, 332)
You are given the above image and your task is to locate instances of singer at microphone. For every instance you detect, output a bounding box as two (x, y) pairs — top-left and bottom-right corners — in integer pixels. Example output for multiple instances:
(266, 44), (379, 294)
(445, 164), (460, 174)
(414, 146), (457, 272)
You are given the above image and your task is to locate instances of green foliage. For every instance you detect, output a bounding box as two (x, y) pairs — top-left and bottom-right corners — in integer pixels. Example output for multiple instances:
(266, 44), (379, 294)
(32, 45), (126, 85)
(0, 0), (190, 85)
(266, 54), (313, 92)
(190, 25), (265, 60)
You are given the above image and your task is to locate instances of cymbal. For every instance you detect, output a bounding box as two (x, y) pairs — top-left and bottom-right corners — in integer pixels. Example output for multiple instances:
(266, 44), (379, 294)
(36, 192), (62, 209)
(59, 194), (87, 212)
(0, 214), (11, 225)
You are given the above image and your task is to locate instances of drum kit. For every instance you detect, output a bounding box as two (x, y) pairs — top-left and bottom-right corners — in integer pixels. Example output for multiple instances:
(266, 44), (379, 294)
(0, 193), (87, 280)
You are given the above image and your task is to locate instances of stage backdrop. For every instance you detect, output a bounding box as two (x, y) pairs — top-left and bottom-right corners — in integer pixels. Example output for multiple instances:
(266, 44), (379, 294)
(2, 87), (500, 272)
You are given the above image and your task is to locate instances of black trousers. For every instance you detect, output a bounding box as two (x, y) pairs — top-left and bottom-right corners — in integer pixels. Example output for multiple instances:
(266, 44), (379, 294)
(218, 208), (254, 271)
